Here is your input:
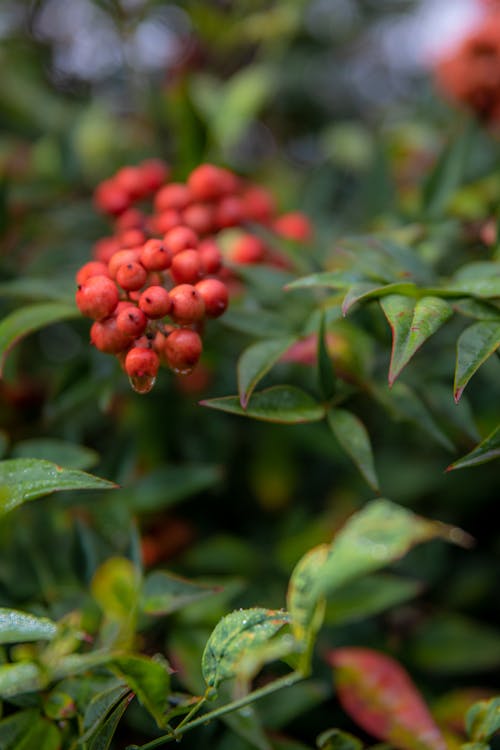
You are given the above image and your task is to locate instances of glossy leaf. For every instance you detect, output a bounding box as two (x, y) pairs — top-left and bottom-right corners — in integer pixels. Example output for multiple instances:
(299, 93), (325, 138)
(87, 696), (131, 750)
(0, 458), (116, 517)
(0, 662), (44, 698)
(287, 544), (329, 641)
(0, 607), (57, 644)
(327, 647), (447, 750)
(238, 337), (296, 408)
(0, 302), (79, 376)
(202, 607), (290, 688)
(140, 570), (217, 616)
(454, 321), (500, 402)
(286, 270), (366, 291)
(201, 386), (325, 424)
(342, 283), (418, 316)
(112, 655), (170, 728)
(11, 438), (99, 471)
(318, 314), (336, 400)
(466, 697), (500, 742)
(327, 408), (379, 491)
(81, 684), (130, 742)
(380, 295), (452, 385)
(447, 424), (500, 470)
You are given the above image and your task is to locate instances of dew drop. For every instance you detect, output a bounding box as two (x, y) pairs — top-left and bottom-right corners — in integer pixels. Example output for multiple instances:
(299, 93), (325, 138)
(172, 366), (194, 375)
(129, 374), (156, 394)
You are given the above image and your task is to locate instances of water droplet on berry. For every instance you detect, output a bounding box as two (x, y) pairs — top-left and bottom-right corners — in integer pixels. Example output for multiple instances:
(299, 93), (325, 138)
(129, 374), (156, 393)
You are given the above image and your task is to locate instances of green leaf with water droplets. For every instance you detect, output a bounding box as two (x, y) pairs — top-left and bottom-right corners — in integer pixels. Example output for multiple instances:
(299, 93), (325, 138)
(380, 295), (452, 385)
(0, 458), (116, 517)
(454, 321), (500, 402)
(0, 662), (45, 698)
(447, 424), (500, 470)
(202, 607), (290, 688)
(201, 386), (325, 424)
(0, 608), (57, 644)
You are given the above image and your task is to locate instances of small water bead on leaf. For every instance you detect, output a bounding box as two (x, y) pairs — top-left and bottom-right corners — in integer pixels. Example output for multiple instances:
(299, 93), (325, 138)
(129, 373), (157, 394)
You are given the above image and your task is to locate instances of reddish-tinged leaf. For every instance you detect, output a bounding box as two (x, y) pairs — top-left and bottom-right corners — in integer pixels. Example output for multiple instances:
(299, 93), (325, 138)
(327, 647), (447, 750)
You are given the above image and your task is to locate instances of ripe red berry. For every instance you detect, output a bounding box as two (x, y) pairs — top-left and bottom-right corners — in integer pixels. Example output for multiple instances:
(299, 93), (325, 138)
(214, 195), (244, 228)
(115, 208), (145, 232)
(119, 228), (146, 248)
(181, 203), (215, 235)
(188, 164), (233, 201)
(274, 212), (313, 242)
(153, 209), (183, 234)
(90, 317), (133, 353)
(139, 158), (170, 192)
(125, 347), (160, 378)
(140, 239), (172, 271)
(116, 261), (148, 291)
(108, 248), (141, 279)
(198, 238), (222, 274)
(195, 278), (229, 318)
(76, 261), (110, 286)
(170, 249), (203, 285)
(154, 183), (192, 212)
(92, 236), (121, 264)
(116, 305), (148, 337)
(241, 185), (276, 223)
(229, 233), (266, 264)
(138, 286), (172, 319)
(169, 284), (205, 324)
(163, 226), (198, 255)
(164, 328), (203, 373)
(76, 275), (119, 320)
(94, 179), (130, 216)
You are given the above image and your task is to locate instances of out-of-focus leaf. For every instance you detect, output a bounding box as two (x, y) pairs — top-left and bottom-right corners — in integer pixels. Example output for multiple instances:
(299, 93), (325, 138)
(466, 696), (500, 742)
(202, 608), (290, 688)
(287, 544), (329, 641)
(286, 270), (366, 292)
(408, 615), (500, 674)
(327, 647), (447, 750)
(140, 571), (217, 616)
(0, 458), (116, 517)
(0, 303), (79, 376)
(316, 728), (363, 750)
(222, 308), (295, 338)
(258, 680), (330, 730)
(454, 321), (500, 402)
(238, 337), (296, 408)
(11, 438), (99, 471)
(432, 689), (497, 737)
(91, 557), (141, 622)
(87, 695), (131, 750)
(81, 684), (130, 740)
(327, 408), (379, 491)
(318, 314), (336, 400)
(0, 709), (40, 749)
(452, 298), (500, 321)
(0, 278), (74, 303)
(201, 386), (325, 424)
(380, 295), (452, 385)
(0, 607), (57, 644)
(112, 655), (170, 728)
(116, 464), (221, 512)
(447, 424), (500, 470)
(0, 662), (44, 698)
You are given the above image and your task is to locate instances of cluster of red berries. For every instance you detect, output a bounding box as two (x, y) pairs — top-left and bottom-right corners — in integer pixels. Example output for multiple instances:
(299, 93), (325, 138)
(77, 159), (313, 393)
(435, 12), (500, 127)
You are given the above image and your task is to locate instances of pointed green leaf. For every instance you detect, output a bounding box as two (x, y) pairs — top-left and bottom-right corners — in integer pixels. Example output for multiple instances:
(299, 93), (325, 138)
(381, 295), (452, 385)
(87, 695), (131, 750)
(0, 302), (79, 376)
(318, 314), (336, 400)
(325, 573), (422, 626)
(327, 408), (379, 491)
(202, 608), (290, 688)
(342, 283), (418, 316)
(0, 662), (44, 698)
(317, 728), (363, 750)
(82, 684), (130, 738)
(447, 424), (500, 470)
(0, 709), (40, 749)
(466, 697), (500, 742)
(452, 298), (500, 321)
(287, 544), (329, 641)
(285, 270), (366, 291)
(201, 386), (325, 424)
(0, 458), (116, 517)
(8, 717), (61, 750)
(112, 655), (170, 728)
(0, 277), (74, 303)
(116, 464), (221, 513)
(222, 308), (294, 338)
(422, 121), (473, 218)
(238, 337), (296, 408)
(0, 607), (57, 644)
(454, 321), (500, 401)
(140, 571), (217, 616)
(11, 438), (99, 471)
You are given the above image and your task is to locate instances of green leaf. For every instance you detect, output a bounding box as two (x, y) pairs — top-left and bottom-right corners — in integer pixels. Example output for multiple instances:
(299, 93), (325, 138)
(327, 408), (379, 491)
(447, 424), (500, 470)
(466, 697), (500, 742)
(0, 607), (57, 644)
(0, 709), (40, 749)
(0, 662), (44, 698)
(422, 122), (473, 218)
(238, 337), (296, 408)
(287, 544), (329, 641)
(318, 314), (336, 400)
(0, 458), (116, 517)
(316, 728), (363, 750)
(82, 683), (130, 739)
(286, 270), (366, 292)
(380, 295), (452, 385)
(112, 655), (170, 728)
(452, 298), (500, 321)
(0, 277), (74, 303)
(222, 308), (294, 338)
(202, 608), (290, 688)
(201, 386), (325, 424)
(11, 438), (99, 471)
(342, 283), (418, 316)
(91, 557), (141, 621)
(409, 614), (500, 674)
(8, 717), (61, 750)
(87, 695), (131, 750)
(140, 571), (217, 616)
(454, 321), (500, 402)
(0, 302), (79, 376)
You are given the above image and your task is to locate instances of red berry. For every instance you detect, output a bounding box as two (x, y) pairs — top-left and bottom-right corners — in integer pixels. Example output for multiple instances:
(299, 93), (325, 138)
(139, 158), (170, 192)
(76, 275), (119, 320)
(125, 347), (160, 378)
(198, 238), (222, 274)
(170, 249), (203, 285)
(138, 286), (172, 319)
(115, 208), (145, 232)
(92, 236), (121, 264)
(188, 164), (233, 201)
(215, 195), (244, 228)
(153, 209), (183, 234)
(116, 305), (148, 337)
(154, 183), (192, 212)
(76, 261), (110, 285)
(169, 284), (205, 324)
(164, 328), (203, 373)
(181, 203), (214, 235)
(114, 166), (145, 199)
(241, 185), (276, 223)
(116, 261), (148, 291)
(195, 278), (229, 318)
(163, 226), (198, 255)
(229, 233), (266, 264)
(108, 248), (141, 279)
(90, 317), (132, 353)
(274, 212), (313, 242)
(120, 228), (146, 248)
(94, 179), (130, 216)
(140, 239), (172, 271)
